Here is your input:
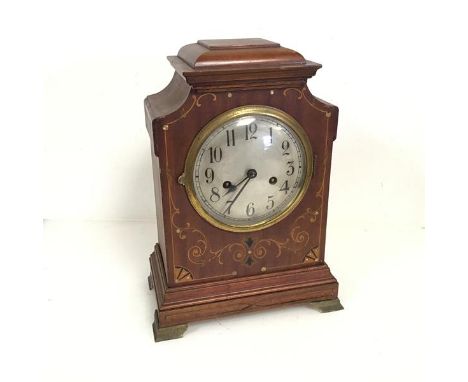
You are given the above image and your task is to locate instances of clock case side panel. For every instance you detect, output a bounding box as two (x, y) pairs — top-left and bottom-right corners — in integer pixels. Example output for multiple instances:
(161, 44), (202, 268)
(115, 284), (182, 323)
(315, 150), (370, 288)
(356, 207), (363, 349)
(145, 73), (192, 284)
(302, 86), (339, 263)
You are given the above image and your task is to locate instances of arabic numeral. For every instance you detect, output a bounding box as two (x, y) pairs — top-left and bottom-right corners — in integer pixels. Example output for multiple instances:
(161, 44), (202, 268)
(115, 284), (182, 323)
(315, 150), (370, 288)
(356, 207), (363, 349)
(266, 195), (274, 210)
(226, 129), (235, 147)
(225, 200), (233, 215)
(286, 161), (295, 176)
(209, 147), (222, 163)
(279, 180), (290, 194)
(282, 140), (290, 155)
(246, 202), (255, 216)
(210, 187), (220, 202)
(245, 123), (258, 140)
(205, 168), (214, 183)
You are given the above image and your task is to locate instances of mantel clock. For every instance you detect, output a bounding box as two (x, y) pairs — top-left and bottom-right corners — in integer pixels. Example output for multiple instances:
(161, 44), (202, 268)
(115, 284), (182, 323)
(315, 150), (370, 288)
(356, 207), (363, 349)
(145, 38), (342, 341)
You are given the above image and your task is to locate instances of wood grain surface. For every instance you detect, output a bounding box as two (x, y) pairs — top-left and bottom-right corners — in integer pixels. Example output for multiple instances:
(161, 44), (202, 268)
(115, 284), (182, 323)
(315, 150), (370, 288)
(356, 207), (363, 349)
(145, 39), (340, 331)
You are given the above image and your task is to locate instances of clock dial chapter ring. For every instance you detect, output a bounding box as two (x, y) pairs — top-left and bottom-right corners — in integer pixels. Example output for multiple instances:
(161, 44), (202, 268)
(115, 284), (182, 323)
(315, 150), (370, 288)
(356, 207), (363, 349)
(183, 105), (313, 233)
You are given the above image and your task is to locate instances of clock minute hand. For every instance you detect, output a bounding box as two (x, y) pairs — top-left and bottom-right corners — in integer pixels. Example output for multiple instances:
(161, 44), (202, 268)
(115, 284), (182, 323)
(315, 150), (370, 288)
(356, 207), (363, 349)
(223, 169), (257, 215)
(223, 177), (252, 216)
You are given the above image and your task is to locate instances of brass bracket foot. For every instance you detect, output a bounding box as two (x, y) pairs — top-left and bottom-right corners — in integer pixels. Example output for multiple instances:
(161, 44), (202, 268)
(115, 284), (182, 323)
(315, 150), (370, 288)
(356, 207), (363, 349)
(310, 298), (344, 313)
(153, 316), (188, 342)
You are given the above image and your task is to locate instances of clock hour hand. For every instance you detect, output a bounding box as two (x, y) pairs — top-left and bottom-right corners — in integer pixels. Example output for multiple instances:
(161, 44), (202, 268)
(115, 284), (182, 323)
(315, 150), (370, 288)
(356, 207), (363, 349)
(223, 177), (247, 196)
(223, 169), (257, 215)
(222, 180), (237, 195)
(223, 169), (257, 196)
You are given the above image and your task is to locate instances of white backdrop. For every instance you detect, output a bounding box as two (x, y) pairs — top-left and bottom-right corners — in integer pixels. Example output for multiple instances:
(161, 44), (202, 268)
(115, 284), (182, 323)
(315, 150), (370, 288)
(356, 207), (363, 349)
(35, 0), (455, 381)
(42, 1), (425, 227)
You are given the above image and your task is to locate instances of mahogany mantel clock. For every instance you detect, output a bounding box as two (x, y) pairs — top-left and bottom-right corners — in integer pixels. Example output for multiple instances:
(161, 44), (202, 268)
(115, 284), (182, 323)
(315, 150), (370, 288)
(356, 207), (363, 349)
(144, 38), (342, 341)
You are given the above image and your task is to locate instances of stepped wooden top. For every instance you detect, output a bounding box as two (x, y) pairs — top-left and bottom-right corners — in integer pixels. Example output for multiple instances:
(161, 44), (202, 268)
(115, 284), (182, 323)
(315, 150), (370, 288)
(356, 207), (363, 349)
(167, 38), (321, 88)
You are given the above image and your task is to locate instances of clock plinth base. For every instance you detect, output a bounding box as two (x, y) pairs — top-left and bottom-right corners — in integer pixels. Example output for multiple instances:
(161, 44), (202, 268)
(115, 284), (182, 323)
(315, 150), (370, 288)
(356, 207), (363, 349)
(310, 298), (344, 313)
(148, 243), (341, 338)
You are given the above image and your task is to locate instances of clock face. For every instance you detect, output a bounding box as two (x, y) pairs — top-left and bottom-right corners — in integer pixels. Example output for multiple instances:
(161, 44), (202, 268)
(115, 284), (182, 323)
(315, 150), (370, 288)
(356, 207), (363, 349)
(184, 106), (312, 232)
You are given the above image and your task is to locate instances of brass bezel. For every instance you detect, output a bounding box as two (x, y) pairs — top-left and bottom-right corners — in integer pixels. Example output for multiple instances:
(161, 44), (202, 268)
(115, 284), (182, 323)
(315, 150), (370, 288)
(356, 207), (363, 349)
(183, 105), (313, 232)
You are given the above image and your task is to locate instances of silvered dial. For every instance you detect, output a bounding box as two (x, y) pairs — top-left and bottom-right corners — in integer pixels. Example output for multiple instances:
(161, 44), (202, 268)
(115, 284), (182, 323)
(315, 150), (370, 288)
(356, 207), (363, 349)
(186, 107), (311, 231)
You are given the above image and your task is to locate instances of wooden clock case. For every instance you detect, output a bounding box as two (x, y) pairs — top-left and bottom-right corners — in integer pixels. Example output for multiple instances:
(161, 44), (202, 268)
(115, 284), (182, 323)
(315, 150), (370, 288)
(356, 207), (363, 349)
(145, 39), (342, 341)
